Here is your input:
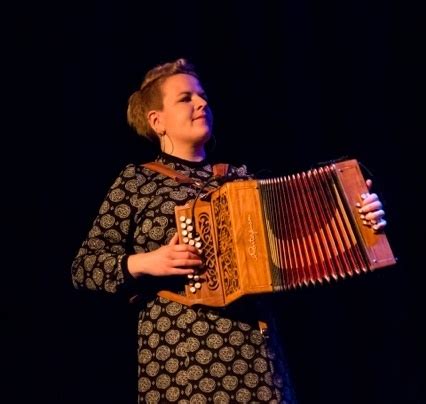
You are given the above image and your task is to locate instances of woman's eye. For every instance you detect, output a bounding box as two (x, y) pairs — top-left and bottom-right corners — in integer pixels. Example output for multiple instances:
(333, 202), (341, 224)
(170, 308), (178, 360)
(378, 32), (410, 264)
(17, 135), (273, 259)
(180, 96), (191, 102)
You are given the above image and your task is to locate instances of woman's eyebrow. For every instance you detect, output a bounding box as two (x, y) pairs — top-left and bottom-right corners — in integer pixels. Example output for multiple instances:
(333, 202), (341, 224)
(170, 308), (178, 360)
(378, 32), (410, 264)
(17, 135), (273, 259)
(177, 90), (207, 98)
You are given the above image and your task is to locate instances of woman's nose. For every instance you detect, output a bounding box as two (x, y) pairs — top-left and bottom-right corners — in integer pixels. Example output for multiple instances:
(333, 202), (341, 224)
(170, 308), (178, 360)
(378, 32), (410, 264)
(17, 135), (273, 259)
(195, 95), (208, 109)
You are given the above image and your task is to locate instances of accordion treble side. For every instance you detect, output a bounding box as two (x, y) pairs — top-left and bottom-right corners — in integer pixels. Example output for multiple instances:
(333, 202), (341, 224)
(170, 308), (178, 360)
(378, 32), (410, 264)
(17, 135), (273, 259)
(158, 159), (396, 307)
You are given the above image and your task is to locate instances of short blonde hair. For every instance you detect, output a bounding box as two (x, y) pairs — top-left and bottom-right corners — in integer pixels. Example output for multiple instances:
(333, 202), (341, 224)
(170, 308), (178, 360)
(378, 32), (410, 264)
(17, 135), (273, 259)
(127, 58), (199, 142)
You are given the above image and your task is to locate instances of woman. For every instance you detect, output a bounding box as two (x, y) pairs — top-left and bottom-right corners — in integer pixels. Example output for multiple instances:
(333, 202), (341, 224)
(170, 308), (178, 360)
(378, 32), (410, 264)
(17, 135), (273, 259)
(71, 58), (386, 403)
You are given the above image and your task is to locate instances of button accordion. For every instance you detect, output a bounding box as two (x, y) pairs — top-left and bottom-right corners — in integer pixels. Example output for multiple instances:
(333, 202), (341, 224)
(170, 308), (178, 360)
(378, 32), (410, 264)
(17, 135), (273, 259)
(158, 159), (396, 307)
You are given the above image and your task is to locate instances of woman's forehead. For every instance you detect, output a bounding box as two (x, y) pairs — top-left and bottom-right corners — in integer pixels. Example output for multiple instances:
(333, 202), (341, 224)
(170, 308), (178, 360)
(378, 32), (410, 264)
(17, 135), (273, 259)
(162, 74), (203, 94)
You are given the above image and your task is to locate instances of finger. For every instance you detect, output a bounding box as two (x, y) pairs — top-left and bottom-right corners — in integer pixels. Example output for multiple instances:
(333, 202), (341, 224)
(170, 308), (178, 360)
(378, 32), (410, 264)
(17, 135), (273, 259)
(172, 258), (203, 268)
(356, 192), (372, 208)
(172, 250), (201, 260)
(360, 200), (383, 213)
(365, 179), (373, 191)
(364, 209), (385, 222)
(361, 192), (379, 205)
(373, 219), (387, 231)
(172, 244), (201, 254)
(168, 232), (179, 246)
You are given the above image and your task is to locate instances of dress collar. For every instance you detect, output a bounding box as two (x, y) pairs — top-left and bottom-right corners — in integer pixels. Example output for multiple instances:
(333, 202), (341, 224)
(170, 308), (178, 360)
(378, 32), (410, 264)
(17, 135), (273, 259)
(157, 152), (209, 168)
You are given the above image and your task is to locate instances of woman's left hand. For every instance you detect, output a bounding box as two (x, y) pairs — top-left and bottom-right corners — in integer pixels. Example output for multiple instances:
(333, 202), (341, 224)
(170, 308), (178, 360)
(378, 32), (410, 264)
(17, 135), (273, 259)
(357, 179), (387, 232)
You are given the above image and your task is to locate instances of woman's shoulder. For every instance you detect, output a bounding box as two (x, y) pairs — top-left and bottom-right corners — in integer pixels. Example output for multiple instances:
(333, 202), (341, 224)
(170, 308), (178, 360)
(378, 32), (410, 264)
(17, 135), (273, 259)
(116, 162), (160, 177)
(111, 162), (159, 189)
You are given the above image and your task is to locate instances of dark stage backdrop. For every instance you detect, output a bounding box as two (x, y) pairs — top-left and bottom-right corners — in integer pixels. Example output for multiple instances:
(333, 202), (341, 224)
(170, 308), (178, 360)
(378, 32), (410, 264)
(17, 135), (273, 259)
(7, 1), (424, 403)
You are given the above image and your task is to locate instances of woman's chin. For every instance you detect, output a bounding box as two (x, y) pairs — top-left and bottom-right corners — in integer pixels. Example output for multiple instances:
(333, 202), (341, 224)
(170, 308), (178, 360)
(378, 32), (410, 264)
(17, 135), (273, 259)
(194, 130), (212, 145)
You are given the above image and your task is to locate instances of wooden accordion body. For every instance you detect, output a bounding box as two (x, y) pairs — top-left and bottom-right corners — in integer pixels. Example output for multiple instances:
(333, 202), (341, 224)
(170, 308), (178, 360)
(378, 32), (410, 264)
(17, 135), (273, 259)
(158, 159), (396, 307)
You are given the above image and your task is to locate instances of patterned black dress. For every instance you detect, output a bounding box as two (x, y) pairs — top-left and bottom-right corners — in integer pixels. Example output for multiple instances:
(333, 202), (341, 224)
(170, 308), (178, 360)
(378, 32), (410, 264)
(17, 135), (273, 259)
(71, 153), (296, 403)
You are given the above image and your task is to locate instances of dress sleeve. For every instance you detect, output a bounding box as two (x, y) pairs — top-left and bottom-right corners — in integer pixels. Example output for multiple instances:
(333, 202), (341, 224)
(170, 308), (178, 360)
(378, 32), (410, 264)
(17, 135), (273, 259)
(71, 164), (145, 294)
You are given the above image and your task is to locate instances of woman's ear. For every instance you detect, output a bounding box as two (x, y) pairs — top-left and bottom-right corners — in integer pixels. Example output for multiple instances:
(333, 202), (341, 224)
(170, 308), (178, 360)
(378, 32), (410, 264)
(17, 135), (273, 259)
(147, 110), (164, 135)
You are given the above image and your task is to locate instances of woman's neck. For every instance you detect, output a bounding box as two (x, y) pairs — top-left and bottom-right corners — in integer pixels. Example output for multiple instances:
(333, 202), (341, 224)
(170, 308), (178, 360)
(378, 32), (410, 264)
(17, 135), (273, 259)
(161, 144), (206, 162)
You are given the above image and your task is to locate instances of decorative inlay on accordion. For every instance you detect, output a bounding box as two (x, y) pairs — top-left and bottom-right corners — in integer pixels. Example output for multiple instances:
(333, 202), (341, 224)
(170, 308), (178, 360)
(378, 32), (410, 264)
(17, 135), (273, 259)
(158, 159), (396, 307)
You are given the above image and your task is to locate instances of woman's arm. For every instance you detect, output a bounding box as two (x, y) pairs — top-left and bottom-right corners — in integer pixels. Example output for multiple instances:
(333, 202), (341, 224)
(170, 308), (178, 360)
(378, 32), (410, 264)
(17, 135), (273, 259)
(71, 164), (142, 294)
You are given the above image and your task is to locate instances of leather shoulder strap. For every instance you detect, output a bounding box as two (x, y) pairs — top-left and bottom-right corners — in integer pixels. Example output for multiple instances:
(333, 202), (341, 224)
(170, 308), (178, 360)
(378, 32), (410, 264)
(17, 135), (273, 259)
(142, 162), (195, 184)
(142, 161), (230, 184)
(212, 163), (229, 177)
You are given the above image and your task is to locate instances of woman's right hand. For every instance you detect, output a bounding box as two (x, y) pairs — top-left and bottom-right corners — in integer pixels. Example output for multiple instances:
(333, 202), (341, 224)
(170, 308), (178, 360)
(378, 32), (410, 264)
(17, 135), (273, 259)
(127, 233), (202, 278)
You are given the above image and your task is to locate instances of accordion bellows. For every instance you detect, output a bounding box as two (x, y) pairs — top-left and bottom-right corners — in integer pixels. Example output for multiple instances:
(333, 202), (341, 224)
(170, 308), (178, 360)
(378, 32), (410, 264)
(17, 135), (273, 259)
(158, 159), (396, 307)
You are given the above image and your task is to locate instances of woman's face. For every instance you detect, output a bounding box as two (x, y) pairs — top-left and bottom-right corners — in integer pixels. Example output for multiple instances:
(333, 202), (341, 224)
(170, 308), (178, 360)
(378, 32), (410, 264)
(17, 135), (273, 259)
(157, 73), (213, 148)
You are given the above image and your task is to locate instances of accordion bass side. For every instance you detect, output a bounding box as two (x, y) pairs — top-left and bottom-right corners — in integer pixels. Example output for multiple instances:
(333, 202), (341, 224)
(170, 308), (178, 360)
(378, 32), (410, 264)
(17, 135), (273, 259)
(158, 159), (396, 307)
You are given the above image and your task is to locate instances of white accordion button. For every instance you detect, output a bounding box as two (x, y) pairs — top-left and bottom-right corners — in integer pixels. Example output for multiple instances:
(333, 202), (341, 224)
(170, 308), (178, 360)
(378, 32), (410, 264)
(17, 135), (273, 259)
(182, 230), (188, 236)
(189, 239), (195, 246)
(179, 216), (186, 222)
(189, 286), (196, 293)
(194, 282), (201, 289)
(185, 218), (192, 224)
(195, 242), (202, 248)
(187, 225), (194, 232)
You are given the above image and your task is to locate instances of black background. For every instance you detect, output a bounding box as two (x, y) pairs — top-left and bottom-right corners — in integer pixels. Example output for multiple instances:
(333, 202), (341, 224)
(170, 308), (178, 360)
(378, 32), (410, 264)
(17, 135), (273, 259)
(5, 0), (424, 403)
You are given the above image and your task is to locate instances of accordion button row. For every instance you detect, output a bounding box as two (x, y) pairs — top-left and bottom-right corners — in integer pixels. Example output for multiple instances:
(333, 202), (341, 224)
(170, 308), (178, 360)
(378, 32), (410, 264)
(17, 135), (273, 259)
(179, 215), (203, 293)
